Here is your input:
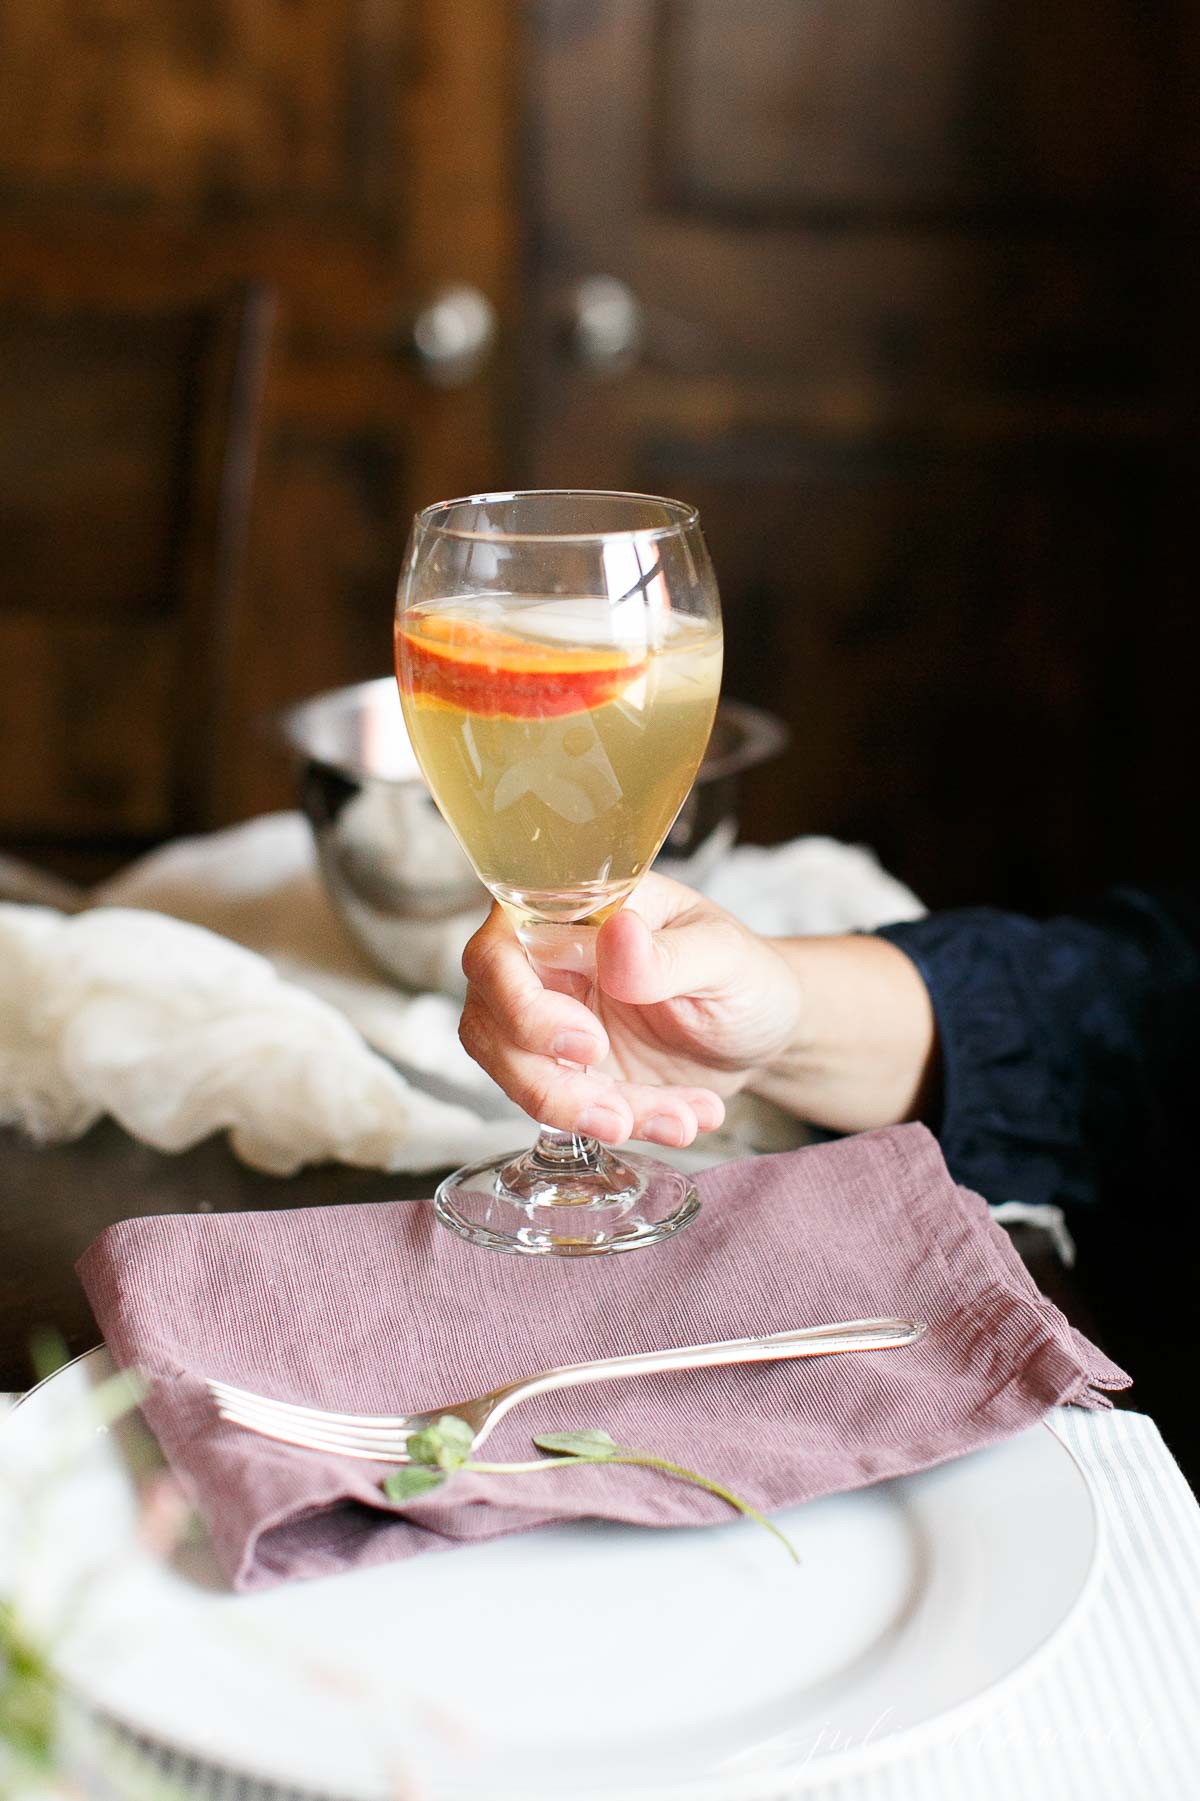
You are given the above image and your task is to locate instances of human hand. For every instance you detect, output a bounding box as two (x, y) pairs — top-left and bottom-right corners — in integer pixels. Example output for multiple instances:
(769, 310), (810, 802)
(458, 873), (806, 1149)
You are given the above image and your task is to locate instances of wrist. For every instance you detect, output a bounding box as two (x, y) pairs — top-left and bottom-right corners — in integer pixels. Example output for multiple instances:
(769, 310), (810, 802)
(749, 933), (938, 1133)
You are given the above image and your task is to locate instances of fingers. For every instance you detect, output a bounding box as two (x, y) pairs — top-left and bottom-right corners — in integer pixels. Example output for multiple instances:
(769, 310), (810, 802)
(583, 1083), (726, 1147)
(613, 869), (711, 932)
(461, 904), (610, 1065)
(596, 901), (746, 1006)
(459, 993), (631, 1137)
(459, 992), (725, 1147)
(459, 895), (728, 1147)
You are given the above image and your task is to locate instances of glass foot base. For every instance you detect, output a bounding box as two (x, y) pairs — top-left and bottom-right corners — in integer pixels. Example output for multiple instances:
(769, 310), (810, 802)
(434, 1145), (701, 1257)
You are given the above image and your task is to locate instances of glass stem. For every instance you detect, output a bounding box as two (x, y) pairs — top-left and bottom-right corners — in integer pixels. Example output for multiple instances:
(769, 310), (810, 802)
(531, 1125), (602, 1172)
(517, 917), (606, 1181)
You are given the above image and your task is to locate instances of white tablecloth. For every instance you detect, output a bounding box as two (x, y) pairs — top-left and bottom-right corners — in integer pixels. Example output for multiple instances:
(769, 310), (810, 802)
(803, 1407), (1200, 1801)
(2, 1398), (1196, 1799)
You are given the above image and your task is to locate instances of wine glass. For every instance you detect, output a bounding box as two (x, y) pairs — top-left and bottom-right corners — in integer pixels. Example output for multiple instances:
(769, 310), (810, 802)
(394, 490), (722, 1255)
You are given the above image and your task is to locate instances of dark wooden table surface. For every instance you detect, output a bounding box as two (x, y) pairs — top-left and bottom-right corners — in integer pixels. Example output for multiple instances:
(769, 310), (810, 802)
(0, 1122), (437, 1391)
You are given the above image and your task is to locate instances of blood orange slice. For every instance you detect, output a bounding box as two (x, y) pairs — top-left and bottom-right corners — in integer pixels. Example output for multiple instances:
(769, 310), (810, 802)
(396, 613), (646, 720)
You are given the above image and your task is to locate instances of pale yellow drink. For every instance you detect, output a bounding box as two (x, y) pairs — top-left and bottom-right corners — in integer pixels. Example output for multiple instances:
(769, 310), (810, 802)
(395, 596), (722, 925)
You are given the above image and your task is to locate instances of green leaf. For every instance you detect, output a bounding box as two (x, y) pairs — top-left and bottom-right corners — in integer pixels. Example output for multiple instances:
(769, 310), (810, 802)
(404, 1415), (476, 1471)
(532, 1429), (619, 1459)
(382, 1466), (447, 1502)
(0, 1600), (59, 1771)
(28, 1328), (71, 1384)
(86, 1367), (149, 1429)
(435, 1415), (476, 1459)
(403, 1426), (441, 1466)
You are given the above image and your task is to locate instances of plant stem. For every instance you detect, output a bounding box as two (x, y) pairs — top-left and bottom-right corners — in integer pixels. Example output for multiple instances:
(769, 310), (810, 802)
(455, 1451), (799, 1562)
(604, 1453), (799, 1563)
(461, 1458), (580, 1474)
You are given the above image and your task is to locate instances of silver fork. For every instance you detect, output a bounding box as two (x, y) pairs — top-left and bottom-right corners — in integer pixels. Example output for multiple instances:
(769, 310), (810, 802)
(207, 1316), (926, 1463)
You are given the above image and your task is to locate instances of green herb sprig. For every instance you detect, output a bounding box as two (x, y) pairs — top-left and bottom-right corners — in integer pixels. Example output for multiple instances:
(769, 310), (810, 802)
(382, 1417), (798, 1562)
(2, 1337), (152, 1796)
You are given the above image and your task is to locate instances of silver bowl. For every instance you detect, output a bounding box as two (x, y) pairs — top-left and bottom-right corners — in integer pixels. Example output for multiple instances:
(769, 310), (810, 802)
(281, 677), (787, 988)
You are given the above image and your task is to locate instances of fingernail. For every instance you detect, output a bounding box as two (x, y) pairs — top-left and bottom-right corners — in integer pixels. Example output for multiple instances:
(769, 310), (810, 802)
(642, 1115), (684, 1147)
(576, 1105), (626, 1144)
(552, 1030), (601, 1064)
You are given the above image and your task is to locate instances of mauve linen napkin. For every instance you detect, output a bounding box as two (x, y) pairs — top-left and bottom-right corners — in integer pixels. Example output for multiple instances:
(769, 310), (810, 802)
(77, 1124), (1128, 1592)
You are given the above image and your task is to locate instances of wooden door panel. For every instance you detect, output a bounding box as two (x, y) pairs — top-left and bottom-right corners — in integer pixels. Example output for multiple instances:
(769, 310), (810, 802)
(656, 0), (1166, 215)
(224, 423), (408, 823)
(0, 616), (174, 837)
(0, 295), (256, 842)
(0, 1), (518, 866)
(524, 0), (1193, 910)
(0, 0), (403, 219)
(0, 310), (196, 621)
(634, 440), (1146, 908)
(541, 229), (1162, 439)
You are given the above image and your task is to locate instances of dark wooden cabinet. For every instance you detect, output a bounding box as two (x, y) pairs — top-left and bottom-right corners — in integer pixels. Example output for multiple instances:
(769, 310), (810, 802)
(0, 0), (517, 870)
(1, 1), (1196, 911)
(521, 0), (1198, 911)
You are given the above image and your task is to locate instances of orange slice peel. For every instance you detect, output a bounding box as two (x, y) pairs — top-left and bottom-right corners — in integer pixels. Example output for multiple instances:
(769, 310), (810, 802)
(396, 615), (647, 719)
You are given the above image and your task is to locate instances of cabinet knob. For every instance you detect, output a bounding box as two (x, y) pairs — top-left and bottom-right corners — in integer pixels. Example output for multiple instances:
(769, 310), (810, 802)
(410, 284), (497, 387)
(565, 275), (644, 375)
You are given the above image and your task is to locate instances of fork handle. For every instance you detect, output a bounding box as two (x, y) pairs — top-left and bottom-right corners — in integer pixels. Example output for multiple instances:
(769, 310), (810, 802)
(490, 1317), (926, 1414)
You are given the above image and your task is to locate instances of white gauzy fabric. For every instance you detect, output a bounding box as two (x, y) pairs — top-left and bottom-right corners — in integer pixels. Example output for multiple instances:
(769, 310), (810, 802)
(95, 811), (925, 1060)
(701, 834), (925, 938)
(0, 813), (927, 1177)
(0, 904), (516, 1176)
(94, 813), (491, 1084)
(93, 812), (928, 1169)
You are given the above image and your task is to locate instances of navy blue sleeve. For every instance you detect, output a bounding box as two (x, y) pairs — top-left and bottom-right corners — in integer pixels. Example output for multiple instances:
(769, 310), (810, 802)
(875, 889), (1200, 1210)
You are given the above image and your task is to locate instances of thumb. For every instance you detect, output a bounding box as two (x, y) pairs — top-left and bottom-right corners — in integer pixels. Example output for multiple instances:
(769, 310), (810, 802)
(596, 904), (745, 1005)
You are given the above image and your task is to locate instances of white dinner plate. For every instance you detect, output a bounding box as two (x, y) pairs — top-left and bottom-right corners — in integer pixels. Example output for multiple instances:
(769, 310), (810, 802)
(1, 1349), (1100, 1801)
